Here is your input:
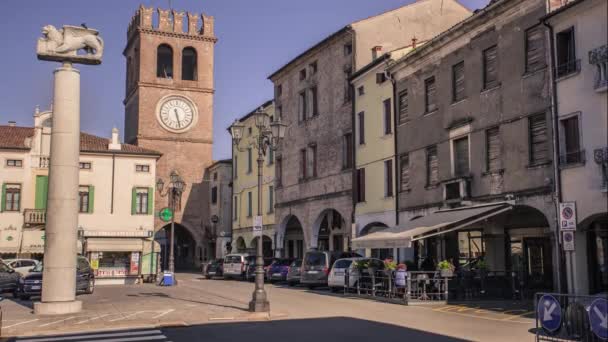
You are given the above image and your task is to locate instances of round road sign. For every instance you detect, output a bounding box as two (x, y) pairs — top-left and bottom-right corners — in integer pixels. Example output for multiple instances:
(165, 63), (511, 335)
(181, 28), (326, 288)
(538, 294), (562, 333)
(159, 207), (173, 222)
(588, 298), (608, 340)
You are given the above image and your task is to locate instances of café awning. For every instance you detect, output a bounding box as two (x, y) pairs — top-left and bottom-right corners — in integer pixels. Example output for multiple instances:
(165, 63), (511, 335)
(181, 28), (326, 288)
(352, 203), (512, 249)
(86, 238), (144, 252)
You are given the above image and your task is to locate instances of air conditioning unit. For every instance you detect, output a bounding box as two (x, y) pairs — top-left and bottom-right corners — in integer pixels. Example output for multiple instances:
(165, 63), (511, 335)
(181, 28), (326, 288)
(443, 178), (471, 203)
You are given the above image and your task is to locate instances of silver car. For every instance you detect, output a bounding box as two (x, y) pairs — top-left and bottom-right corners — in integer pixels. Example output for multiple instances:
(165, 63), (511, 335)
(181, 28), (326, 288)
(286, 259), (302, 286)
(300, 250), (362, 288)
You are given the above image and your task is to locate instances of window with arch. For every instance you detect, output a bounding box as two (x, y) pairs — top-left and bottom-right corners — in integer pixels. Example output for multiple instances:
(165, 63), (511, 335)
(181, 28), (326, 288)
(182, 47), (197, 81)
(157, 44), (173, 79)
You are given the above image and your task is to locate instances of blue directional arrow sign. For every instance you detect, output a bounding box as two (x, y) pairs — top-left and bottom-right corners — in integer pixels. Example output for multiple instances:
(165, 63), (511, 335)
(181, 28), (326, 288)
(589, 298), (608, 340)
(537, 294), (562, 333)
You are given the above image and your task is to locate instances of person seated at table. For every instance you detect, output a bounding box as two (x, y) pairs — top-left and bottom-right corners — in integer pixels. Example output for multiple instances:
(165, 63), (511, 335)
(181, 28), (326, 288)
(395, 263), (407, 296)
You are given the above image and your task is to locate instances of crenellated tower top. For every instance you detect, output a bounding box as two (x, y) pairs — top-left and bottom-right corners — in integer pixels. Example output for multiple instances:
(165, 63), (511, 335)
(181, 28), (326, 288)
(127, 5), (216, 41)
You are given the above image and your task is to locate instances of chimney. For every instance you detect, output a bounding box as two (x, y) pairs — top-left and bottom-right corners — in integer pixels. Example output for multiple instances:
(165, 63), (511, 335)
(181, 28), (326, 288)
(108, 127), (122, 151)
(372, 45), (383, 60)
(8, 121), (16, 127)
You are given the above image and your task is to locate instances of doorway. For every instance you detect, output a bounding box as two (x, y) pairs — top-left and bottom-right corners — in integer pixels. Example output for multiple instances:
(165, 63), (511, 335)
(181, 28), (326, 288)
(510, 237), (553, 296)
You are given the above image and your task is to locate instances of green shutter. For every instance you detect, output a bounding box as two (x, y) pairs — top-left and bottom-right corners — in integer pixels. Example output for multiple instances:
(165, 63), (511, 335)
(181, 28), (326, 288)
(131, 187), (137, 215)
(1, 183), (6, 212)
(147, 188), (154, 215)
(88, 185), (95, 213)
(35, 176), (48, 209)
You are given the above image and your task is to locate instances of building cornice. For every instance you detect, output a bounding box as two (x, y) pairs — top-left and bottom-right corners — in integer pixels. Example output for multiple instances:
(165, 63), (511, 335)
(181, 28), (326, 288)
(137, 135), (213, 145)
(276, 190), (351, 209)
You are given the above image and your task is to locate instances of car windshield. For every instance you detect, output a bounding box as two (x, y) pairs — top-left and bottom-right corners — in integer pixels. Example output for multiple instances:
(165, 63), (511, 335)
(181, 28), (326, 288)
(305, 252), (326, 266)
(275, 259), (292, 266)
(32, 263), (43, 272)
(291, 260), (302, 267)
(334, 259), (353, 269)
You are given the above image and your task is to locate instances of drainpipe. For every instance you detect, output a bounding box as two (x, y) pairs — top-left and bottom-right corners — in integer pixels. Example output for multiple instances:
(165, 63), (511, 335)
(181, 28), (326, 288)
(543, 19), (563, 294)
(387, 68), (399, 227)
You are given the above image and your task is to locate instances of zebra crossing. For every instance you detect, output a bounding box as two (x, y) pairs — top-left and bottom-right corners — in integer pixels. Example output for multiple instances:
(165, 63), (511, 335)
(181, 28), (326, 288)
(11, 328), (170, 342)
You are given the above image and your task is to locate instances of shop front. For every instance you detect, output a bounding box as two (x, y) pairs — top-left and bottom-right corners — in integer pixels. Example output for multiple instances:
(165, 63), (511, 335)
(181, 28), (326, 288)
(82, 230), (156, 285)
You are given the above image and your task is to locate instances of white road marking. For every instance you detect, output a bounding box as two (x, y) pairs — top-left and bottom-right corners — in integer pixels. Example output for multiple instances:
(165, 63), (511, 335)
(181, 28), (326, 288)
(593, 306), (608, 328)
(2, 319), (40, 329)
(74, 313), (111, 324)
(39, 316), (76, 327)
(16, 329), (166, 342)
(151, 309), (175, 319)
(108, 311), (143, 322)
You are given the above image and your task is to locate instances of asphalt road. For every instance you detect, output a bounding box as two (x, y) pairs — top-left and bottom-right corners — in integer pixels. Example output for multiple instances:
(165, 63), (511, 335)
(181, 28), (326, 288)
(3, 272), (536, 341)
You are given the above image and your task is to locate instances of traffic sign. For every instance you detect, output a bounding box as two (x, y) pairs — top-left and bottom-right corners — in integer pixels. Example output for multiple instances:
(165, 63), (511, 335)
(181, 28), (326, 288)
(588, 298), (608, 340)
(537, 294), (562, 333)
(159, 207), (173, 222)
(253, 215), (263, 237)
(559, 202), (577, 231)
(562, 231), (575, 251)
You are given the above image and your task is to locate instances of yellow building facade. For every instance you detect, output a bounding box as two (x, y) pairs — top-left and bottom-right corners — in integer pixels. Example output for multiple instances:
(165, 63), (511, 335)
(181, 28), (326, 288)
(231, 101), (276, 257)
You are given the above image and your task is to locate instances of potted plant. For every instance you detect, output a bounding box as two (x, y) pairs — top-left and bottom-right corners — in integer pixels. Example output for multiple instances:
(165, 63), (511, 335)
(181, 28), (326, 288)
(438, 260), (454, 277)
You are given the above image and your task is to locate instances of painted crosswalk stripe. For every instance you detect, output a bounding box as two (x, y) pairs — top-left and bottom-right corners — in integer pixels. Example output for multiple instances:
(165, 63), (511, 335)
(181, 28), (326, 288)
(15, 329), (167, 342)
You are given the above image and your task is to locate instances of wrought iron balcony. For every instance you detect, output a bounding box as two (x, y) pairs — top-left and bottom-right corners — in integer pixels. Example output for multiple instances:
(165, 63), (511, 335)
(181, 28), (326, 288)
(559, 149), (586, 166)
(589, 45), (607, 91)
(24, 209), (46, 226)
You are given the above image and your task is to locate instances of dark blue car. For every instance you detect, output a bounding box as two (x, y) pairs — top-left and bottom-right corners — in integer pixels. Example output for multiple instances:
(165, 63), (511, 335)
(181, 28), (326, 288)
(266, 258), (294, 283)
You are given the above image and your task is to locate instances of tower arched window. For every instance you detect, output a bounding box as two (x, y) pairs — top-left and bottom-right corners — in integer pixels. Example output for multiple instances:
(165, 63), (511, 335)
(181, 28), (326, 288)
(182, 47), (197, 81)
(157, 44), (173, 79)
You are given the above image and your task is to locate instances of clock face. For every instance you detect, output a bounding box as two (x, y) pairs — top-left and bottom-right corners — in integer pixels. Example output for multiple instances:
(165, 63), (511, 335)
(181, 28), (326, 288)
(157, 96), (197, 132)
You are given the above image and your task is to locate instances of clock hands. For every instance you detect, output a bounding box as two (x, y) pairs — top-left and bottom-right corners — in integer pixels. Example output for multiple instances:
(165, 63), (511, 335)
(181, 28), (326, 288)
(173, 109), (181, 128)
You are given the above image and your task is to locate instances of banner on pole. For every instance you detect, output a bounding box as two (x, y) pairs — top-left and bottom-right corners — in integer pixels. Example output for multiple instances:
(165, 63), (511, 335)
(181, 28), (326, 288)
(253, 216), (263, 237)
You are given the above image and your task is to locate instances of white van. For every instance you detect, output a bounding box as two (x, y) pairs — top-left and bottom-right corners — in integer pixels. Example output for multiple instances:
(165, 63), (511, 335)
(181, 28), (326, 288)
(223, 254), (252, 280)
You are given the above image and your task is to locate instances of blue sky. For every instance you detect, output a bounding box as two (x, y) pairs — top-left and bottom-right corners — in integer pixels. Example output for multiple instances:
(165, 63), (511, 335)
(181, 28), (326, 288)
(0, 0), (488, 160)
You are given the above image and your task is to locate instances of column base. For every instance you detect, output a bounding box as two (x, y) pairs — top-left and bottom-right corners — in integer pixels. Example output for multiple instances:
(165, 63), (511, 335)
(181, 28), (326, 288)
(34, 300), (82, 315)
(249, 299), (270, 313)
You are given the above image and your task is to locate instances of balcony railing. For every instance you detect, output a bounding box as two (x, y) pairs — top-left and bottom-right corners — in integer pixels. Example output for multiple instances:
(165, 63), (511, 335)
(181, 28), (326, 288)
(589, 44), (607, 91)
(555, 59), (581, 78)
(24, 209), (46, 226)
(559, 149), (586, 166)
(32, 155), (50, 169)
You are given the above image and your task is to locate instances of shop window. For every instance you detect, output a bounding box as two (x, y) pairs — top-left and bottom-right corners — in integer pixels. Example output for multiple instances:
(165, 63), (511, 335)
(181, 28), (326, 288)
(157, 44), (173, 79)
(6, 159), (22, 167)
(96, 252), (139, 278)
(458, 230), (485, 266)
(181, 47), (197, 81)
(1, 183), (21, 212)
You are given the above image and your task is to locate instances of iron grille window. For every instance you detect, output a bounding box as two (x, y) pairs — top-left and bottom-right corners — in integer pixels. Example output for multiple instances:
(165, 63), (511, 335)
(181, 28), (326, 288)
(483, 45), (498, 89)
(529, 114), (549, 165)
(78, 186), (89, 213)
(525, 25), (546, 73)
(425, 77), (437, 113)
(486, 127), (501, 172)
(452, 62), (465, 102)
(426, 146), (439, 186)
(400, 154), (410, 191)
(383, 99), (392, 135)
(453, 136), (470, 177)
(358, 112), (365, 145)
(556, 27), (578, 77)
(385, 159), (393, 197)
(398, 90), (409, 125)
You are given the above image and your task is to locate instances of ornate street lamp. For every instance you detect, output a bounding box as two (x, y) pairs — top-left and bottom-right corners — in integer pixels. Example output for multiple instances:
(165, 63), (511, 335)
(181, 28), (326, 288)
(156, 170), (186, 283)
(230, 108), (286, 312)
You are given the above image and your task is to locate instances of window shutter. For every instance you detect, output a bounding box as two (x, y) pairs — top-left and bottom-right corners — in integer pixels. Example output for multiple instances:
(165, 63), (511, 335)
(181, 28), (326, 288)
(131, 187), (137, 215)
(383, 99), (392, 134)
(526, 26), (546, 73)
(398, 90), (408, 125)
(425, 77), (437, 112)
(1, 183), (6, 212)
(530, 114), (549, 164)
(385, 160), (393, 197)
(358, 112), (365, 145)
(35, 176), (49, 210)
(452, 62), (465, 102)
(427, 147), (438, 185)
(147, 188), (154, 215)
(400, 154), (410, 191)
(361, 169), (366, 202)
(88, 185), (95, 213)
(486, 128), (501, 172)
(454, 137), (469, 177)
(483, 46), (498, 89)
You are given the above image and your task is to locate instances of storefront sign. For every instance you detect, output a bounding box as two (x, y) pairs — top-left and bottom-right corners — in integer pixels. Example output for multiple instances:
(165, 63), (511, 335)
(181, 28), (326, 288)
(562, 231), (575, 251)
(253, 216), (263, 237)
(130, 252), (140, 275)
(559, 202), (577, 231)
(82, 231), (153, 238)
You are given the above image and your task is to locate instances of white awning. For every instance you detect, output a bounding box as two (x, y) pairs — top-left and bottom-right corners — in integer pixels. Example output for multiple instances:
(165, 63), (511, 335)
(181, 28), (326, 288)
(352, 204), (513, 249)
(86, 238), (144, 252)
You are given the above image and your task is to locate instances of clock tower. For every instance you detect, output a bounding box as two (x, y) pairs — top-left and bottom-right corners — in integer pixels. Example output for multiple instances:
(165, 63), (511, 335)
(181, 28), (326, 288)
(123, 5), (217, 268)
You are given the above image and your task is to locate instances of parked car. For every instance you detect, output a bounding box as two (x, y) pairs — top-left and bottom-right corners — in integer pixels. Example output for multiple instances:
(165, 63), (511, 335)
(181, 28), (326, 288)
(0, 262), (21, 293)
(246, 257), (276, 282)
(204, 259), (224, 279)
(286, 259), (303, 286)
(222, 254), (251, 280)
(300, 250), (362, 288)
(266, 258), (294, 283)
(4, 259), (40, 276)
(13, 256), (94, 300)
(328, 257), (384, 292)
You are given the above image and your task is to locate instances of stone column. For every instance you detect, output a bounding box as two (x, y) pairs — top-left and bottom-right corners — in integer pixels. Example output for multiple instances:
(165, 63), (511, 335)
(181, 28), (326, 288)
(34, 62), (82, 315)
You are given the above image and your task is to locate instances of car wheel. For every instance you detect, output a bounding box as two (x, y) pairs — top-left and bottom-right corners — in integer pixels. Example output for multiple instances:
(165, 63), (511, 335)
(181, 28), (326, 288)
(287, 281), (295, 287)
(84, 279), (95, 294)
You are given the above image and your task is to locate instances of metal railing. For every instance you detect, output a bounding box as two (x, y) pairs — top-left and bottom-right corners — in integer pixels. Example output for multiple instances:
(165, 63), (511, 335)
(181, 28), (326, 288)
(24, 209), (46, 226)
(559, 150), (586, 166)
(556, 59), (581, 78)
(535, 293), (607, 342)
(342, 269), (448, 304)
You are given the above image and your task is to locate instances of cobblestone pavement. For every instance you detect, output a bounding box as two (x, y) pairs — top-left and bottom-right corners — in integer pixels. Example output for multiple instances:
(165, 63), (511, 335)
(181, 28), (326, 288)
(1, 272), (536, 341)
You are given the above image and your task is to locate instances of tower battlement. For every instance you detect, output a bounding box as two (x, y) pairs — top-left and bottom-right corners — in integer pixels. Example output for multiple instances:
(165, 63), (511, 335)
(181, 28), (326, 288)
(127, 5), (215, 40)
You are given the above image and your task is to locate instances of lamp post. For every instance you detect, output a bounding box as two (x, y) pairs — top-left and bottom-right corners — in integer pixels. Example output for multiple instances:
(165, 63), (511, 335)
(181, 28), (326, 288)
(156, 170), (186, 279)
(230, 108), (287, 312)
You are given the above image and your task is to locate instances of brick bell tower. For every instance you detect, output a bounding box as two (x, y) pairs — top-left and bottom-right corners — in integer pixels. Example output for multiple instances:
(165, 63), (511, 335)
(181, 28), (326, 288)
(123, 5), (217, 268)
